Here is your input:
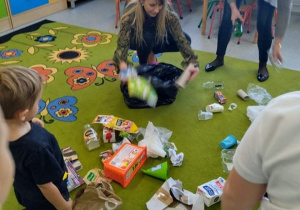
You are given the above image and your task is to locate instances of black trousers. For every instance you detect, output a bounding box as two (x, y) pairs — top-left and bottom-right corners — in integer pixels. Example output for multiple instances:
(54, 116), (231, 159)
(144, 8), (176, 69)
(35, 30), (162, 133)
(130, 29), (191, 65)
(216, 0), (275, 63)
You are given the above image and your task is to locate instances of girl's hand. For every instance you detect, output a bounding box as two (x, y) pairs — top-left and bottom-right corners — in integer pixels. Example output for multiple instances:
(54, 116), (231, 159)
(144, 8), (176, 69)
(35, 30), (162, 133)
(230, 2), (244, 24)
(272, 39), (283, 63)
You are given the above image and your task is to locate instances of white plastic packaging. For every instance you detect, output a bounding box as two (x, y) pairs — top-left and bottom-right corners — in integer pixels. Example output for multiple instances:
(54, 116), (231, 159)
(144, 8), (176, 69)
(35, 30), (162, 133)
(203, 81), (224, 89)
(198, 110), (213, 120)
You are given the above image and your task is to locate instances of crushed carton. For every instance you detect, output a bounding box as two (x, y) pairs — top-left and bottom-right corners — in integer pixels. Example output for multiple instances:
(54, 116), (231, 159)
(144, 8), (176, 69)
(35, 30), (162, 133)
(146, 177), (204, 210)
(104, 143), (147, 187)
(93, 115), (139, 134)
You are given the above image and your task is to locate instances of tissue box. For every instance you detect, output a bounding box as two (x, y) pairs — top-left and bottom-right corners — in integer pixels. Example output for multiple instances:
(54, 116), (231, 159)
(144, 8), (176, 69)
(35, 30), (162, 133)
(104, 143), (147, 187)
(196, 177), (226, 207)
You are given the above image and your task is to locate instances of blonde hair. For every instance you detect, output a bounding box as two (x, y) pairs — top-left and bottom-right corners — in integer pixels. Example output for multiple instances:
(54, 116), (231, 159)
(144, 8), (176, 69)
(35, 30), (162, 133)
(0, 66), (42, 119)
(121, 0), (175, 46)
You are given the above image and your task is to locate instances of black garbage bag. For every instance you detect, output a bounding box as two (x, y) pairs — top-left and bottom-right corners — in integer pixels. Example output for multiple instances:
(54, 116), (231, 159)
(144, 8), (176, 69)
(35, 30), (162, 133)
(120, 62), (183, 109)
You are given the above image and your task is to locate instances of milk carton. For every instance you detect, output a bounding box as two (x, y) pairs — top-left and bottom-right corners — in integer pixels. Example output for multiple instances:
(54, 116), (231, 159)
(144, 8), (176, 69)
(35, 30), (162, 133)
(197, 177), (226, 207)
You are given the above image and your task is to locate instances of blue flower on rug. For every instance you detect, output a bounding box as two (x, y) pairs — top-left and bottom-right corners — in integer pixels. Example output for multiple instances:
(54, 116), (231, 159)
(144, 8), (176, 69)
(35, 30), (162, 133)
(0, 49), (22, 59)
(34, 35), (57, 43)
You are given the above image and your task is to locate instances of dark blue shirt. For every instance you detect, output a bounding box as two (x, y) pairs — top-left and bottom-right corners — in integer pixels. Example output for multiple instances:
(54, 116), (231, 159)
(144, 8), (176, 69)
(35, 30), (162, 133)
(9, 122), (69, 210)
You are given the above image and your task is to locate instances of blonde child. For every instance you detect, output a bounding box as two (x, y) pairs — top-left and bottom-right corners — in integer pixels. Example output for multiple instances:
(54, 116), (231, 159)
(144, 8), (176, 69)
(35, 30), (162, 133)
(0, 66), (72, 210)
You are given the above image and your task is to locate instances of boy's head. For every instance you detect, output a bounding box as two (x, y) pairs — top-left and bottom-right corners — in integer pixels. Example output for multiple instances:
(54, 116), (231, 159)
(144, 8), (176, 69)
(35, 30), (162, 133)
(0, 66), (42, 120)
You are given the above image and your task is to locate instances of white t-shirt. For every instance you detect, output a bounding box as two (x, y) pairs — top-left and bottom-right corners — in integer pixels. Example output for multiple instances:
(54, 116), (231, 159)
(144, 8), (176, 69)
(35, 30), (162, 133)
(233, 91), (300, 210)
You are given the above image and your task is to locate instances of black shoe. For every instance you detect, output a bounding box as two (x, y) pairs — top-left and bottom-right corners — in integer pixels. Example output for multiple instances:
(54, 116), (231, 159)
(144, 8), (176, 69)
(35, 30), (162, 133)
(257, 64), (269, 82)
(205, 60), (224, 72)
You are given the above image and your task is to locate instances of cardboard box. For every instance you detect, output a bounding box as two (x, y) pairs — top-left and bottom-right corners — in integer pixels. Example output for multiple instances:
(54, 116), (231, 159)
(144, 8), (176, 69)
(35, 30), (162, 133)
(104, 143), (147, 187)
(103, 126), (116, 143)
(196, 177), (226, 207)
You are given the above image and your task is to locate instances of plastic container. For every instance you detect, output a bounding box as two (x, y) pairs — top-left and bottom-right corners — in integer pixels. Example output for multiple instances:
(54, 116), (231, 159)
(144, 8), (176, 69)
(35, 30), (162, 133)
(203, 81), (224, 89)
(247, 83), (272, 105)
(83, 124), (100, 151)
(233, 19), (243, 37)
(206, 103), (224, 113)
(221, 149), (235, 173)
(269, 52), (283, 72)
(198, 110), (213, 120)
(220, 134), (238, 149)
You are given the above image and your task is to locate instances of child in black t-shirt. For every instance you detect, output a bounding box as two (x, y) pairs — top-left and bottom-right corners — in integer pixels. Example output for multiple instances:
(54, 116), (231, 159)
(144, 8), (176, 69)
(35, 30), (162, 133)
(0, 66), (72, 210)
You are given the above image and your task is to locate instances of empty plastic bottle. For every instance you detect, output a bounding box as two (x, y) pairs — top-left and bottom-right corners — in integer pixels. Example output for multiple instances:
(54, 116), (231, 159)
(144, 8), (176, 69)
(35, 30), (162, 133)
(198, 110), (213, 121)
(83, 124), (100, 151)
(233, 19), (243, 37)
(203, 81), (224, 89)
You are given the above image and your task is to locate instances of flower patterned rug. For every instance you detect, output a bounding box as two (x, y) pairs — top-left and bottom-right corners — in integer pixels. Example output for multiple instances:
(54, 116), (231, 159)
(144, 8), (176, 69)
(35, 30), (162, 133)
(1, 20), (300, 210)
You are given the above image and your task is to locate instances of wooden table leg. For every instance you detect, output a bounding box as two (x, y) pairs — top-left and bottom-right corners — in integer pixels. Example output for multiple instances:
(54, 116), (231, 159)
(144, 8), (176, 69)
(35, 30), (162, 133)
(201, 0), (208, 35)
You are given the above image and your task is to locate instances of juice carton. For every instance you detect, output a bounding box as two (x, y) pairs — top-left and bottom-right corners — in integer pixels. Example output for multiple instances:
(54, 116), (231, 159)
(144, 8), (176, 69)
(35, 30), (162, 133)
(197, 177), (226, 207)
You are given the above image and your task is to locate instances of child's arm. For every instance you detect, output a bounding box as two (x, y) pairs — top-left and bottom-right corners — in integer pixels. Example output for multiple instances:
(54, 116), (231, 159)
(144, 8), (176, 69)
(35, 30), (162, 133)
(37, 182), (72, 210)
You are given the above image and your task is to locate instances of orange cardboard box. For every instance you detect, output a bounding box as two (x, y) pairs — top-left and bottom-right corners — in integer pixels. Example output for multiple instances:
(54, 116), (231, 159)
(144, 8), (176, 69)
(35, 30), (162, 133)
(104, 143), (147, 187)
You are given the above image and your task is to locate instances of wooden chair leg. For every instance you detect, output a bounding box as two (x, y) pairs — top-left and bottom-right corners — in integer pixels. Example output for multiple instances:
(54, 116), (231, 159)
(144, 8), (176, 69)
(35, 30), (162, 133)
(115, 0), (120, 28)
(253, 30), (258, 44)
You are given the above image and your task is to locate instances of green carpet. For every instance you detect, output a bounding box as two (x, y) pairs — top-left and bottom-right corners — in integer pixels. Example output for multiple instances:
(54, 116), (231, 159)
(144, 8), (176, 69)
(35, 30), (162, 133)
(1, 20), (300, 210)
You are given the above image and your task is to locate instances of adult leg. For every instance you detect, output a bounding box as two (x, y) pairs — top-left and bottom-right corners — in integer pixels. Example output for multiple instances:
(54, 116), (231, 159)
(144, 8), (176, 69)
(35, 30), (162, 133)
(129, 29), (155, 65)
(152, 31), (192, 53)
(256, 0), (275, 82)
(205, 0), (242, 72)
(145, 31), (191, 64)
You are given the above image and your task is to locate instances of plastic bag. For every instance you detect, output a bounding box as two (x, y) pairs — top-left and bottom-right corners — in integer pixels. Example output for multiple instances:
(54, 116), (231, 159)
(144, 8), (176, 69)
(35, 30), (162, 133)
(247, 83), (272, 105)
(120, 63), (183, 108)
(138, 122), (172, 158)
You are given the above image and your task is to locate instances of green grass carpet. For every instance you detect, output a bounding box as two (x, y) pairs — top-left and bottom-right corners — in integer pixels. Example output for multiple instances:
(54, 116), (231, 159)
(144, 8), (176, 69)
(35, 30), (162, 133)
(1, 20), (300, 210)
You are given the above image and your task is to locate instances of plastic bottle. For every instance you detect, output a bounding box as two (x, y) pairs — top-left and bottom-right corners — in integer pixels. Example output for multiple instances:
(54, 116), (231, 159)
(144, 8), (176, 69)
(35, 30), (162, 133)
(233, 19), (243, 37)
(269, 52), (283, 72)
(83, 124), (100, 151)
(198, 110), (213, 121)
(202, 81), (224, 89)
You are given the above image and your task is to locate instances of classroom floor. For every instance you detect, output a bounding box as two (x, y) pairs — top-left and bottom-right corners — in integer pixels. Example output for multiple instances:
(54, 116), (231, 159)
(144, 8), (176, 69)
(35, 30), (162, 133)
(1, 0), (300, 71)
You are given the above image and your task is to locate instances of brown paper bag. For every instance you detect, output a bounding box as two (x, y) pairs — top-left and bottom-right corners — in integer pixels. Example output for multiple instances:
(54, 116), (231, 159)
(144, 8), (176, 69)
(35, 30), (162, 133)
(73, 181), (122, 210)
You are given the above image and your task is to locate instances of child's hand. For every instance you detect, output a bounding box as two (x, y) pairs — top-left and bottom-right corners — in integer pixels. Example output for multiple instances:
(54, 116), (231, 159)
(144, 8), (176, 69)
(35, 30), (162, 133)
(32, 118), (44, 128)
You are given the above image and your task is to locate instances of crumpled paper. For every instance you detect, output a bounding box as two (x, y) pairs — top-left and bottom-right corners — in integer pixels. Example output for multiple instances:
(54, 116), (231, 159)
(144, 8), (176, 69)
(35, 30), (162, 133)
(138, 122), (172, 158)
(169, 149), (184, 166)
(146, 177), (204, 210)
